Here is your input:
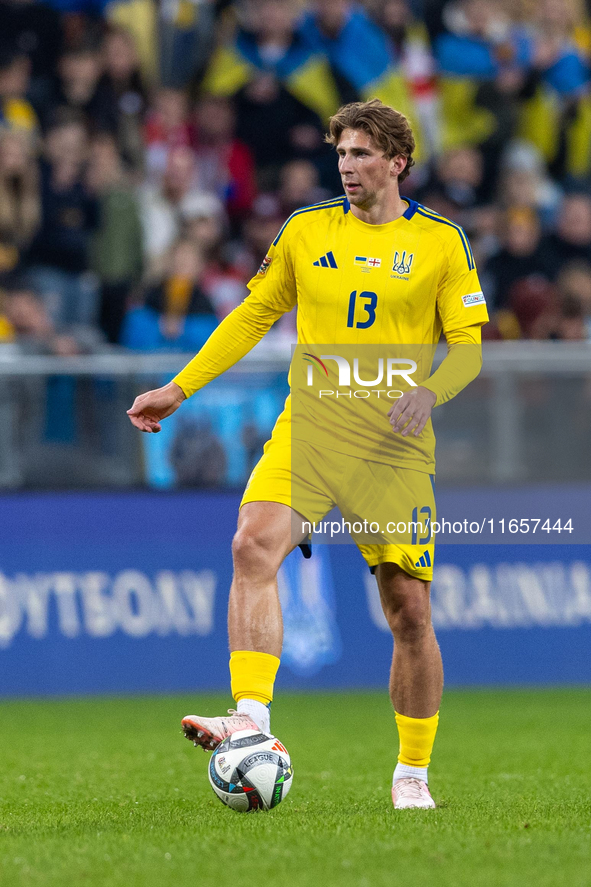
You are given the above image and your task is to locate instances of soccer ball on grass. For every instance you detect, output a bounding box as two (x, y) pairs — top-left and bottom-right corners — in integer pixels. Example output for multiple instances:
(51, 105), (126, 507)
(208, 729), (293, 812)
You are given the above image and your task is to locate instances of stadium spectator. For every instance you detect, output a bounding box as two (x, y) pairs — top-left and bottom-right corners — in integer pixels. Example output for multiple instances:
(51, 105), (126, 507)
(238, 194), (287, 279)
(86, 131), (143, 343)
(121, 236), (217, 351)
(529, 0), (590, 94)
(3, 282), (104, 353)
(0, 127), (41, 280)
(99, 25), (147, 174)
(0, 287), (14, 340)
(180, 192), (245, 320)
(139, 144), (204, 277)
(549, 294), (587, 339)
(519, 0), (591, 178)
(232, 74), (327, 181)
(51, 41), (118, 134)
(201, 0), (328, 177)
(235, 195), (296, 342)
(482, 207), (556, 311)
(434, 0), (530, 169)
(514, 282), (587, 340)
(277, 158), (330, 215)
(0, 46), (39, 132)
(192, 95), (257, 222)
(417, 145), (487, 222)
(0, 0), (62, 92)
(202, 0), (334, 121)
(143, 86), (192, 182)
(497, 141), (562, 229)
(106, 0), (158, 85)
(555, 259), (591, 339)
(366, 0), (439, 154)
(542, 192), (591, 268)
(27, 108), (99, 326)
(158, 0), (217, 89)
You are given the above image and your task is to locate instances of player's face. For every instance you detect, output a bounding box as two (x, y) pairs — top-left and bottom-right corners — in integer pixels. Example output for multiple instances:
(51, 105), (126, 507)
(336, 128), (403, 209)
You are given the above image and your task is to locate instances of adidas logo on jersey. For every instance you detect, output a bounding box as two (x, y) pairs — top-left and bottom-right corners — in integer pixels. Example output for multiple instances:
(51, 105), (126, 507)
(313, 251), (338, 268)
(415, 550), (431, 568)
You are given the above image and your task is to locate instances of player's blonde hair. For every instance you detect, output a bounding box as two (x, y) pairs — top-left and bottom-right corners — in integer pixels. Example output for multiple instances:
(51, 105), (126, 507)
(325, 99), (415, 184)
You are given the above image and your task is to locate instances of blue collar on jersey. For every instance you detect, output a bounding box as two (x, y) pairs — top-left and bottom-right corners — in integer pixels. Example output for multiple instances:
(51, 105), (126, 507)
(343, 196), (418, 220)
(402, 197), (419, 219)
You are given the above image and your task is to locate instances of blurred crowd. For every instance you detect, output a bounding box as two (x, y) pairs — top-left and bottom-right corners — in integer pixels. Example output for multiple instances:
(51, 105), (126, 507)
(2, 0), (591, 357)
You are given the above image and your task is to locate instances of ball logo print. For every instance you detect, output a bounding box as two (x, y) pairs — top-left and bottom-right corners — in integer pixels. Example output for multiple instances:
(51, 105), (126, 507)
(208, 730), (293, 812)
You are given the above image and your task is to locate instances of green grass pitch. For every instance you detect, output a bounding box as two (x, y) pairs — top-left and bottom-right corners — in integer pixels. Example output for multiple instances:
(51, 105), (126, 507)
(0, 689), (589, 887)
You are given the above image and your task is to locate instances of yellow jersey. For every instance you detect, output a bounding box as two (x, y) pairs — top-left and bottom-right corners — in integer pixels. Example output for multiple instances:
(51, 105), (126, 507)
(249, 195), (487, 344)
(174, 195), (489, 474)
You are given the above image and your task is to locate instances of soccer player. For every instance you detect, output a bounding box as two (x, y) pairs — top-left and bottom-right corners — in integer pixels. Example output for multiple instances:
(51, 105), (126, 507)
(127, 99), (488, 810)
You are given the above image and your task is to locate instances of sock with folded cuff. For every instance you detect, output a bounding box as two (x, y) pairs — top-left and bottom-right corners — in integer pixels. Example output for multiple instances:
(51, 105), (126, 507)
(230, 650), (280, 735)
(394, 711), (439, 783)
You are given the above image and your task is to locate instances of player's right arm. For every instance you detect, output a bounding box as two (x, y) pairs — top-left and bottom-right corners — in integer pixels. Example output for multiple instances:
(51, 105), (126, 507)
(127, 234), (297, 432)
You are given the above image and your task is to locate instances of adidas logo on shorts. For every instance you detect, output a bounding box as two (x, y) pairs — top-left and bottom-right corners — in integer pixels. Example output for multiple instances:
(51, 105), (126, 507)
(415, 550), (431, 568)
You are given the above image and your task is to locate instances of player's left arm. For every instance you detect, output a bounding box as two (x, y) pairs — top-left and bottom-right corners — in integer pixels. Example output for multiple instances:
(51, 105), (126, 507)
(389, 231), (489, 437)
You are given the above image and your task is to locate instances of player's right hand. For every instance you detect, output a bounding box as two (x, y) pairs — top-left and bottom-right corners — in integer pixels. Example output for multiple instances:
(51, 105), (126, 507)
(126, 381), (186, 433)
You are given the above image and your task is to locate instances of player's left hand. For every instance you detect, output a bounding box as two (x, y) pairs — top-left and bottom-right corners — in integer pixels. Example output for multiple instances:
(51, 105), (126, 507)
(388, 386), (437, 437)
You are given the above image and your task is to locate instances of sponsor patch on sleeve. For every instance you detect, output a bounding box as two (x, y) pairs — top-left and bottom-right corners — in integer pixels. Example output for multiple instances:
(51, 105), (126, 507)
(462, 291), (486, 307)
(257, 254), (273, 276)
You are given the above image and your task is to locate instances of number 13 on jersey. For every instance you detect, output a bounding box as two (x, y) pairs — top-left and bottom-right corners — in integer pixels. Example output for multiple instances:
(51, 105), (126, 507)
(347, 290), (378, 329)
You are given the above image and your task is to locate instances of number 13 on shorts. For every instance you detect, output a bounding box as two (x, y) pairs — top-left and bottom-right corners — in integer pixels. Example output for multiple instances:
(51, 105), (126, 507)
(411, 506), (432, 545)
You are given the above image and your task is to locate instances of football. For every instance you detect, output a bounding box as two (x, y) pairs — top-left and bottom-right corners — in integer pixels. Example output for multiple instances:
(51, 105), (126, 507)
(208, 729), (293, 812)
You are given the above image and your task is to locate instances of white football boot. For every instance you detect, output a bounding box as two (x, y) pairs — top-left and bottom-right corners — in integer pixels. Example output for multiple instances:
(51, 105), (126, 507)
(392, 778), (436, 809)
(182, 710), (259, 751)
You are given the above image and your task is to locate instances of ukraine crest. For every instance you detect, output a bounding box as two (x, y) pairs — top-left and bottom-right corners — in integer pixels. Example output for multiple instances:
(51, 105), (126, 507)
(391, 250), (414, 277)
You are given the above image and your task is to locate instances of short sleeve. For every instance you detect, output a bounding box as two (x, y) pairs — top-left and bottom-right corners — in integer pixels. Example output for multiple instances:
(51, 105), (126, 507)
(246, 225), (298, 315)
(436, 230), (489, 333)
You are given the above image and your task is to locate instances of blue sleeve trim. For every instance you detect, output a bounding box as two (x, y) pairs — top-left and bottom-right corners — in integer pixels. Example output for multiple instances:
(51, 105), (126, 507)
(272, 198), (346, 246)
(416, 207), (475, 270)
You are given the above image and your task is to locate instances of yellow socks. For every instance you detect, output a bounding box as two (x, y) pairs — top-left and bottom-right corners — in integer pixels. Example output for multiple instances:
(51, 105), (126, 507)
(394, 711), (439, 782)
(230, 650), (280, 736)
(230, 650), (280, 705)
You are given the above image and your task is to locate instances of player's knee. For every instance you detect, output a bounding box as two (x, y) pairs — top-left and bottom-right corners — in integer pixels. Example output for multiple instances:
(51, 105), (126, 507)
(231, 526), (281, 578)
(382, 593), (431, 643)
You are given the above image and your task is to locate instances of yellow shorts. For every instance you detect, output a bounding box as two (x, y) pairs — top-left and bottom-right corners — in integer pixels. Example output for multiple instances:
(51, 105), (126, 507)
(241, 435), (436, 581)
